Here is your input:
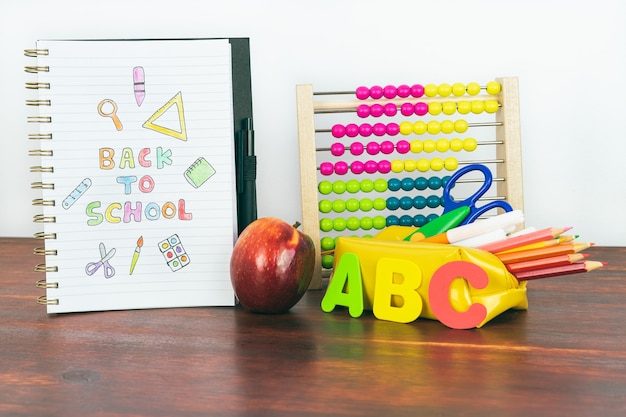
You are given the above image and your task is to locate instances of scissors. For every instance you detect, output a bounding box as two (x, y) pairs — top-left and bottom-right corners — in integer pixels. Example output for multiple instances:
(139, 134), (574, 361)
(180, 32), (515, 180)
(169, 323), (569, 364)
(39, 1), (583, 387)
(85, 242), (116, 278)
(441, 164), (513, 225)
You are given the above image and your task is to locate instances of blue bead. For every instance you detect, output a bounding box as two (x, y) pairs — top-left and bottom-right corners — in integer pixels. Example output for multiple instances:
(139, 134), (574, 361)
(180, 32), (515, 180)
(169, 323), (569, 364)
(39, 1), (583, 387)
(415, 176), (428, 190)
(426, 213), (439, 223)
(400, 215), (413, 226)
(386, 215), (399, 226)
(401, 177), (415, 191)
(428, 176), (442, 190)
(413, 196), (426, 209)
(400, 196), (413, 210)
(426, 195), (441, 208)
(388, 178), (401, 191)
(386, 197), (400, 210)
(413, 214), (427, 227)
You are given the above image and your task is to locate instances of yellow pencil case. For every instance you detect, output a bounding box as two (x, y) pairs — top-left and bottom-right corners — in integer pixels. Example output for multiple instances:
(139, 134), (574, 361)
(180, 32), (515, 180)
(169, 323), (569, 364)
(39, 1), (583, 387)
(325, 236), (528, 329)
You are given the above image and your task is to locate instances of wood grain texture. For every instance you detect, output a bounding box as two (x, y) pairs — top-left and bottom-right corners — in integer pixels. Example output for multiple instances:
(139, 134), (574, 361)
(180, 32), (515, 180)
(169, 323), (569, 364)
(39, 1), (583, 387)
(1, 238), (625, 417)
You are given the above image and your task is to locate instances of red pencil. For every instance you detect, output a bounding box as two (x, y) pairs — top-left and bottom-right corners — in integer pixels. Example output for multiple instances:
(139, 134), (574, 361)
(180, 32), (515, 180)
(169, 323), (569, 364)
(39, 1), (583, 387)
(496, 242), (594, 265)
(513, 260), (606, 281)
(477, 227), (572, 254)
(506, 253), (589, 274)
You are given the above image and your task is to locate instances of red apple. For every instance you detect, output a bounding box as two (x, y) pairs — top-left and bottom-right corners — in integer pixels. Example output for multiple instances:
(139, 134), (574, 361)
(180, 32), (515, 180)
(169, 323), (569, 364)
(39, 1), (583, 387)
(230, 217), (315, 313)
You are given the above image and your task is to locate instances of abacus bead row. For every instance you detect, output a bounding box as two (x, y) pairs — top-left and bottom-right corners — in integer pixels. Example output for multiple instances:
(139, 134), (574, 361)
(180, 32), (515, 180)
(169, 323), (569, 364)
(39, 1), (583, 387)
(317, 176), (450, 195)
(319, 157), (459, 176)
(355, 81), (501, 100)
(356, 99), (499, 118)
(331, 120), (469, 138)
(330, 138), (478, 156)
(319, 212), (442, 233)
(319, 195), (443, 213)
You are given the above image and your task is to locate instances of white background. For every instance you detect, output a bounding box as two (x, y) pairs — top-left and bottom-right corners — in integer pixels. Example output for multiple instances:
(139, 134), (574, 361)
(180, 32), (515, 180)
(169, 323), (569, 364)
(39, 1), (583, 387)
(1, 0), (625, 245)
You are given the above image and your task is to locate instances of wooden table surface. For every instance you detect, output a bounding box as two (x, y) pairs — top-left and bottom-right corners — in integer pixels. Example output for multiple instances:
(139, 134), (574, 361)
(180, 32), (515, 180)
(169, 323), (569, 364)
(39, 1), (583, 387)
(1, 237), (625, 417)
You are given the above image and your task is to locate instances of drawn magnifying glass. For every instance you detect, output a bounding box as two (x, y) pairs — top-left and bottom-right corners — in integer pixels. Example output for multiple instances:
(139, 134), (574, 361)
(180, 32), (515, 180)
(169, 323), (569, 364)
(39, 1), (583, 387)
(97, 99), (123, 131)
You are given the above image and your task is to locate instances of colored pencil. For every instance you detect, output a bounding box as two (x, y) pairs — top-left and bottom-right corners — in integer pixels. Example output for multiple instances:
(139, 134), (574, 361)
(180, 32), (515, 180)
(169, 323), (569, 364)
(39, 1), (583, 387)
(406, 206), (470, 241)
(506, 253), (589, 274)
(496, 242), (594, 265)
(419, 210), (524, 244)
(513, 260), (606, 281)
(496, 235), (578, 254)
(477, 226), (572, 254)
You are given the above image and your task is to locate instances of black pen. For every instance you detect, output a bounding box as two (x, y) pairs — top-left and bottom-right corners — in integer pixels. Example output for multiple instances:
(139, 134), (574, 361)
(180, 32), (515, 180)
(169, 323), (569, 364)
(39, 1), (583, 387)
(237, 117), (257, 233)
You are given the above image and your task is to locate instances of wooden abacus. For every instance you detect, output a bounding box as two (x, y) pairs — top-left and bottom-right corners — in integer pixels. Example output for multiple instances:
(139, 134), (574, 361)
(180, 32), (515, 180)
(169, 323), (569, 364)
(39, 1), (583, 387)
(296, 77), (523, 289)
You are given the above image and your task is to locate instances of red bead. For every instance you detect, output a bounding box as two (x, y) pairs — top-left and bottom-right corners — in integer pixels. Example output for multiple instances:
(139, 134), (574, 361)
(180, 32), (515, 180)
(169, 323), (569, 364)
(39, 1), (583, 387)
(378, 160), (391, 173)
(345, 123), (359, 138)
(330, 142), (345, 156)
(397, 85), (411, 98)
(380, 140), (395, 154)
(411, 84), (425, 98)
(373, 123), (387, 136)
(401, 103), (414, 116)
(383, 85), (397, 99)
(384, 103), (398, 117)
(386, 123), (400, 136)
(356, 86), (370, 100)
(320, 162), (334, 175)
(350, 141), (364, 155)
(359, 123), (373, 137)
(350, 160), (365, 174)
(366, 141), (380, 155)
(365, 160), (379, 174)
(396, 140), (410, 154)
(415, 102), (428, 116)
(370, 85), (383, 99)
(335, 161), (349, 175)
(356, 104), (371, 118)
(370, 104), (384, 117)
(331, 124), (346, 138)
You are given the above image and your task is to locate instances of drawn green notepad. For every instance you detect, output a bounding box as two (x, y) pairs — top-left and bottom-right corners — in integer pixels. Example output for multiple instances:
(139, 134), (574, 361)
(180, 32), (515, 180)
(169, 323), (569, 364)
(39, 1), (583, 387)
(184, 157), (215, 188)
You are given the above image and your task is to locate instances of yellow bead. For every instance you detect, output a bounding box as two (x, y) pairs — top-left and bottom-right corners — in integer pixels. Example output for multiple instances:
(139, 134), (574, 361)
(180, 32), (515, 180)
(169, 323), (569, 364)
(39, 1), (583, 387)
(410, 140), (423, 153)
(427, 120), (441, 135)
(424, 83), (438, 97)
(428, 101), (442, 115)
(463, 138), (478, 151)
(423, 139), (436, 153)
(485, 99), (499, 113)
(416, 158), (430, 172)
(486, 81), (501, 95)
(444, 157), (459, 171)
(442, 101), (457, 115)
(471, 100), (485, 114)
(466, 82), (481, 95)
(391, 160), (405, 173)
(452, 82), (466, 96)
(449, 138), (463, 152)
(430, 157), (444, 171)
(454, 119), (469, 133)
(438, 83), (452, 97)
(457, 100), (471, 114)
(399, 121), (413, 135)
(436, 139), (450, 152)
(440, 120), (455, 134)
(413, 121), (427, 135)
(404, 159), (417, 172)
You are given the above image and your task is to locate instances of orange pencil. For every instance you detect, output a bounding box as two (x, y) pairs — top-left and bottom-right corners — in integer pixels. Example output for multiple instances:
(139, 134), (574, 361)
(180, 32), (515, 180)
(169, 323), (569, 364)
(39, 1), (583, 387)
(477, 227), (572, 254)
(496, 235), (578, 254)
(506, 253), (589, 274)
(513, 260), (606, 281)
(496, 242), (594, 265)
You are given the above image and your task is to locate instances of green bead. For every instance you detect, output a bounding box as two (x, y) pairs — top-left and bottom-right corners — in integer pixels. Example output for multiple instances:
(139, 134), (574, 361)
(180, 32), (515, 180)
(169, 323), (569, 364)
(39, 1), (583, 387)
(372, 216), (386, 230)
(346, 217), (361, 231)
(373, 178), (388, 192)
(373, 198), (387, 211)
(320, 236), (335, 251)
(320, 218), (333, 232)
(346, 198), (360, 212)
(360, 179), (374, 192)
(319, 199), (332, 213)
(333, 217), (347, 231)
(359, 198), (373, 212)
(332, 180), (347, 194)
(321, 254), (334, 269)
(346, 179), (361, 193)
(332, 199), (346, 213)
(318, 181), (333, 195)
(360, 216), (373, 230)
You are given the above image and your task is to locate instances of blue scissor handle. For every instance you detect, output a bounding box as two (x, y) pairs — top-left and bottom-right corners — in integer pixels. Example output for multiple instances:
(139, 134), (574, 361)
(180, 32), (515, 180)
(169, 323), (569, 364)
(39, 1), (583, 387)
(442, 164), (513, 225)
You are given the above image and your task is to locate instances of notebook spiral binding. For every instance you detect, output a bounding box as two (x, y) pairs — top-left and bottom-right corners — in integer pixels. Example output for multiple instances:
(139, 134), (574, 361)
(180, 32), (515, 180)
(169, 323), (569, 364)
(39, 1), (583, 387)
(26, 48), (58, 305)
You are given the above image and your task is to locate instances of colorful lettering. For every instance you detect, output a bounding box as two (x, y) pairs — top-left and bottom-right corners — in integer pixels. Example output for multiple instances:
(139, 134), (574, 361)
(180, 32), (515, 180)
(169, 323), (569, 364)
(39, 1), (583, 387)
(86, 201), (103, 226)
(320, 252), (364, 318)
(373, 258), (423, 323)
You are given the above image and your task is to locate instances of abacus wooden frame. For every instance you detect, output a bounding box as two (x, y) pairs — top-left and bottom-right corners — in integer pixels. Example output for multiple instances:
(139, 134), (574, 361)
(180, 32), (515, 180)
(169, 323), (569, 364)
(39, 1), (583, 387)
(296, 77), (523, 289)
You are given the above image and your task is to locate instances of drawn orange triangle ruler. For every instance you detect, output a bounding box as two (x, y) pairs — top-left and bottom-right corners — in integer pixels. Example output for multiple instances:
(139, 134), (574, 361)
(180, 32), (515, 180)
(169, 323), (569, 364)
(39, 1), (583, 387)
(142, 91), (187, 141)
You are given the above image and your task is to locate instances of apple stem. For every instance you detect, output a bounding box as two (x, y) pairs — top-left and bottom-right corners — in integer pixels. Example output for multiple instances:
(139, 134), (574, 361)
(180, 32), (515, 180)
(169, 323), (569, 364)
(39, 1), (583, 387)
(292, 221), (301, 229)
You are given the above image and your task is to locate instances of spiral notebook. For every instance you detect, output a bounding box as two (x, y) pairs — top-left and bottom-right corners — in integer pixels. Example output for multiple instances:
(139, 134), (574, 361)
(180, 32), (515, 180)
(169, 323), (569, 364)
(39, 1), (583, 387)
(26, 38), (254, 313)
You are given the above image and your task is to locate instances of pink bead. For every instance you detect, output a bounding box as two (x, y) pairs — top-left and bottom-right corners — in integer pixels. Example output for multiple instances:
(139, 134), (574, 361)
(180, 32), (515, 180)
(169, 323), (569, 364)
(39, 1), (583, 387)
(330, 142), (345, 156)
(370, 85), (383, 99)
(378, 160), (391, 173)
(397, 85), (411, 98)
(365, 160), (379, 174)
(401, 103), (414, 116)
(350, 141), (364, 155)
(373, 123), (387, 136)
(415, 102), (429, 116)
(396, 140), (410, 154)
(320, 162), (334, 176)
(380, 140), (395, 154)
(356, 86), (370, 100)
(366, 141), (380, 155)
(331, 124), (346, 138)
(345, 123), (359, 138)
(335, 161), (349, 175)
(350, 160), (365, 175)
(370, 104), (384, 117)
(356, 104), (371, 118)
(384, 103), (398, 117)
(383, 85), (397, 99)
(359, 123), (373, 137)
(386, 123), (400, 136)
(411, 84), (425, 98)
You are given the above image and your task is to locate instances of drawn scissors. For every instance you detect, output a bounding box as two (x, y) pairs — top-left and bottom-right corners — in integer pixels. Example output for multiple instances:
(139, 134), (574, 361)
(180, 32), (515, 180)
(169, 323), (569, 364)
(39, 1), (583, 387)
(441, 163), (513, 225)
(85, 242), (116, 278)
